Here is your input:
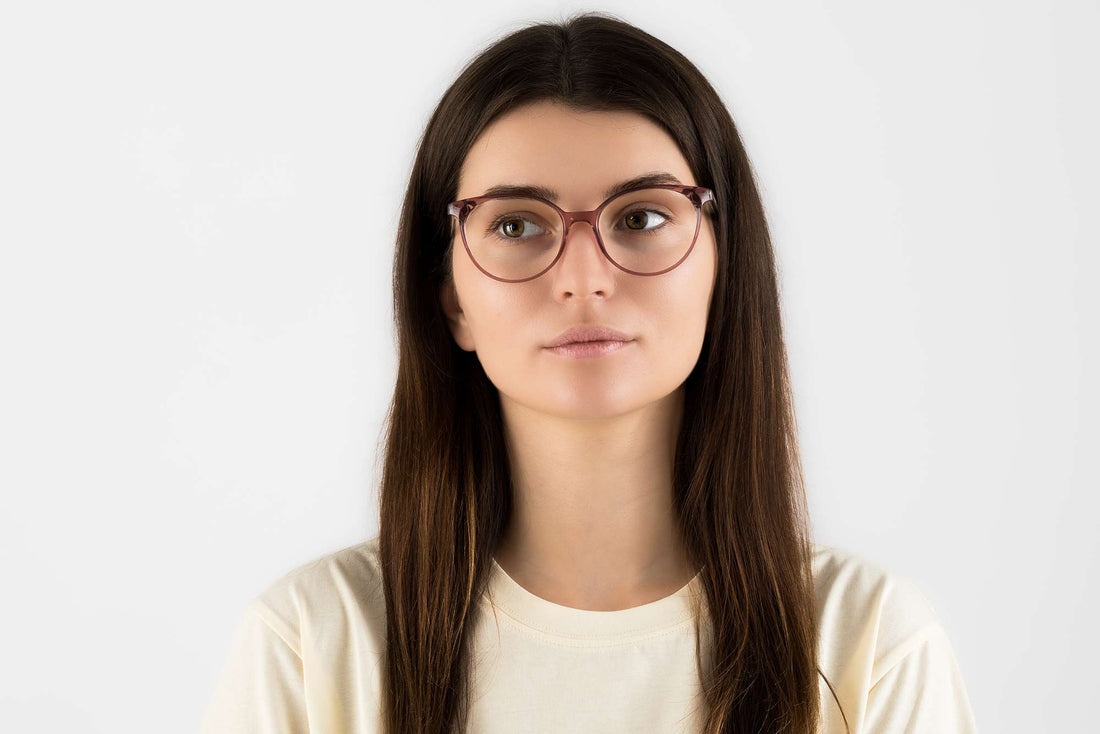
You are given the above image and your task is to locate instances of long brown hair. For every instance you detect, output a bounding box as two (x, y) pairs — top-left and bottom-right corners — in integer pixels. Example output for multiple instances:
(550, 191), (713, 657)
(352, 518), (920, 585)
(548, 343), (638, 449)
(378, 11), (848, 734)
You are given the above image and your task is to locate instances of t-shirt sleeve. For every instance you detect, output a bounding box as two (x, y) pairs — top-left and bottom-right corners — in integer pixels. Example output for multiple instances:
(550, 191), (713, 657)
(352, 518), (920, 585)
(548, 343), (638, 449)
(198, 598), (310, 734)
(861, 621), (979, 733)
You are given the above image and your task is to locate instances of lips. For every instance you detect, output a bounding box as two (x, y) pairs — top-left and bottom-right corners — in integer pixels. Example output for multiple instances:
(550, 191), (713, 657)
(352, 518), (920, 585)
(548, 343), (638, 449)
(545, 325), (634, 348)
(544, 339), (633, 359)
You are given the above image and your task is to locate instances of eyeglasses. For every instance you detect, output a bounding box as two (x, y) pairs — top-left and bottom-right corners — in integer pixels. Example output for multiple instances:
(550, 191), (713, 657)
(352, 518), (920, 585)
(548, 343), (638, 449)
(447, 184), (716, 283)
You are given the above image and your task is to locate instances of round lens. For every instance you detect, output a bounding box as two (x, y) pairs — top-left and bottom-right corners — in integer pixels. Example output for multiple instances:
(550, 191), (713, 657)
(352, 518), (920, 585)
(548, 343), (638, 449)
(597, 188), (699, 274)
(463, 197), (563, 281)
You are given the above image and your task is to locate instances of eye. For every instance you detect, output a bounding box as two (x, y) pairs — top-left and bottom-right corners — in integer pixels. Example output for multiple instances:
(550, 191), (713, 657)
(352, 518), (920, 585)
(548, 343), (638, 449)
(617, 208), (673, 232)
(487, 214), (548, 240)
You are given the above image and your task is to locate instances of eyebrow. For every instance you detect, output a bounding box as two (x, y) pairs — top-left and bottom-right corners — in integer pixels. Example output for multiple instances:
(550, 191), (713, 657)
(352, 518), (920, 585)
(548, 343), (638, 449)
(477, 171), (685, 204)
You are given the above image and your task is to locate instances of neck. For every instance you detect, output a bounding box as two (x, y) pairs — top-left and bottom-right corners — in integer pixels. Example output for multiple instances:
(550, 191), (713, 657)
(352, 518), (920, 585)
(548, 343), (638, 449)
(493, 388), (697, 611)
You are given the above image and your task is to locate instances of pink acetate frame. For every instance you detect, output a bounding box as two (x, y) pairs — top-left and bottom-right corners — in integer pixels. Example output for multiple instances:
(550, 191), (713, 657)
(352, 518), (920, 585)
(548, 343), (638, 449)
(446, 184), (716, 283)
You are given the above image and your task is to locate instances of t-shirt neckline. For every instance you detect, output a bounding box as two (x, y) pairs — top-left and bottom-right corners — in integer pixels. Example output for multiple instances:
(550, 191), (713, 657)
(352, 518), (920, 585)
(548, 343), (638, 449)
(484, 556), (704, 640)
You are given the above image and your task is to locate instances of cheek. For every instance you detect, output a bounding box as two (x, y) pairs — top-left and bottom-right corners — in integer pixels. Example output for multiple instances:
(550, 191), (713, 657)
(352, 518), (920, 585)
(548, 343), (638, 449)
(660, 238), (716, 320)
(646, 243), (715, 370)
(469, 302), (543, 401)
(464, 286), (539, 365)
(455, 247), (526, 337)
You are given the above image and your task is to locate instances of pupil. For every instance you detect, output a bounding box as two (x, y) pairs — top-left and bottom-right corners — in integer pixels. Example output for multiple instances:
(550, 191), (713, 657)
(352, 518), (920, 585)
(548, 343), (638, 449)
(626, 212), (646, 229)
(504, 219), (523, 237)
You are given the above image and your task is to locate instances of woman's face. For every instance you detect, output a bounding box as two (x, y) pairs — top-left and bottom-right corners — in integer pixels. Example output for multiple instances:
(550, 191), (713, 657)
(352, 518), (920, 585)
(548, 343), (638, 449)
(441, 99), (717, 420)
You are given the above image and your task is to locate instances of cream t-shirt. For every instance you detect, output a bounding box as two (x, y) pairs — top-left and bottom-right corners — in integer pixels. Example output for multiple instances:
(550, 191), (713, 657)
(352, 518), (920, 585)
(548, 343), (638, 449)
(198, 535), (978, 733)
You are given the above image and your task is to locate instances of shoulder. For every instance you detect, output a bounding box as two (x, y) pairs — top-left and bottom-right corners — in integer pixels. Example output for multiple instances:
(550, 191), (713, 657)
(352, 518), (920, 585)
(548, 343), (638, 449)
(810, 542), (944, 683)
(247, 534), (385, 653)
(810, 543), (979, 731)
(201, 538), (385, 732)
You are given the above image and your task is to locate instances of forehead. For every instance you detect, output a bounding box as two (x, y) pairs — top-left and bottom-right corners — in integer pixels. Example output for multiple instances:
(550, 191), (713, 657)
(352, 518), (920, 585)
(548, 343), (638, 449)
(456, 101), (695, 208)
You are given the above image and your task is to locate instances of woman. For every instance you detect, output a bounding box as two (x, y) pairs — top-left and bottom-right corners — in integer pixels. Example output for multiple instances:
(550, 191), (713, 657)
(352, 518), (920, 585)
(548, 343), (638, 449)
(199, 12), (978, 734)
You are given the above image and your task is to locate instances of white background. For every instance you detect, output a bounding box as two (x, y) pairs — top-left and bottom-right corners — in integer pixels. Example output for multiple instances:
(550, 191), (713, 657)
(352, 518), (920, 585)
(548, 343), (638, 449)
(1, 1), (1096, 732)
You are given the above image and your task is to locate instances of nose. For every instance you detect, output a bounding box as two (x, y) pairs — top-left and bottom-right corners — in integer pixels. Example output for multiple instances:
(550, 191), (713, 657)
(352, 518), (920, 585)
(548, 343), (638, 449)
(561, 219), (609, 264)
(551, 219), (616, 293)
